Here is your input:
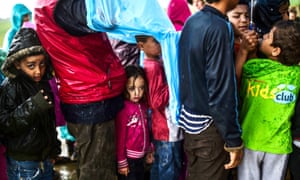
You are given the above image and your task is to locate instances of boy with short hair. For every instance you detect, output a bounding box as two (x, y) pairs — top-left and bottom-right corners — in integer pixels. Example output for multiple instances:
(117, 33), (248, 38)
(136, 35), (184, 180)
(237, 20), (300, 180)
(0, 28), (61, 179)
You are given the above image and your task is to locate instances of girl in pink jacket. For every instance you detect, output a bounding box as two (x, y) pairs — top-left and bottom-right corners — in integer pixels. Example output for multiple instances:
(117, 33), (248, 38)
(116, 65), (153, 180)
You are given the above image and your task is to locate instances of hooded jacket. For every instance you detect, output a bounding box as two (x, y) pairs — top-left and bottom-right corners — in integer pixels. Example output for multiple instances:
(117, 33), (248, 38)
(0, 28), (60, 161)
(0, 49), (7, 84)
(2, 4), (32, 52)
(34, 0), (126, 106)
(167, 0), (192, 31)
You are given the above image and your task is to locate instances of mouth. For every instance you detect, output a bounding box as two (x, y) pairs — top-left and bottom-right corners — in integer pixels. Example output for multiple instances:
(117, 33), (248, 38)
(33, 77), (42, 81)
(238, 26), (248, 32)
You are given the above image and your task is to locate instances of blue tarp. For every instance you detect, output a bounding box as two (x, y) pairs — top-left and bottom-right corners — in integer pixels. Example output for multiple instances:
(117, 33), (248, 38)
(85, 0), (181, 124)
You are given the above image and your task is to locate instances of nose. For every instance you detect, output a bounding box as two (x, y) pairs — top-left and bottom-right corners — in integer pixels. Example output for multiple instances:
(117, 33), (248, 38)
(134, 88), (140, 96)
(241, 15), (248, 22)
(35, 67), (41, 75)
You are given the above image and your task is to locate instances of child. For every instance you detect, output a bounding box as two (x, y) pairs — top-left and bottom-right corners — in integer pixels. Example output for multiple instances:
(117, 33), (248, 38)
(136, 35), (184, 180)
(237, 20), (300, 180)
(116, 65), (153, 180)
(227, 0), (251, 54)
(2, 3), (32, 51)
(227, 0), (259, 85)
(0, 28), (61, 179)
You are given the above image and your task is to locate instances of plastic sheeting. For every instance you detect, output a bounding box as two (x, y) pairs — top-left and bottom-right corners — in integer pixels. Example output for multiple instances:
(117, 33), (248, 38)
(85, 0), (180, 124)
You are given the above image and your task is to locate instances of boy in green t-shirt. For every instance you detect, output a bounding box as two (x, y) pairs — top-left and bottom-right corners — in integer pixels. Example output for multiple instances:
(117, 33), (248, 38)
(237, 20), (300, 180)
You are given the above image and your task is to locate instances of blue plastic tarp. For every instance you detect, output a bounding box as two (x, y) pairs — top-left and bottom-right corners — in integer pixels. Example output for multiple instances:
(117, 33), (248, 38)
(85, 0), (181, 124)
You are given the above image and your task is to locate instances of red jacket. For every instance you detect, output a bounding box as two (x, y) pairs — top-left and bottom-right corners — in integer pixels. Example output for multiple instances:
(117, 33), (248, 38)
(144, 59), (183, 142)
(34, 0), (126, 104)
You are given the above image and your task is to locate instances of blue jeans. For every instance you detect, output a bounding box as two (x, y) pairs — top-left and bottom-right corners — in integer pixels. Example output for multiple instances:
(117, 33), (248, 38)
(150, 140), (183, 180)
(6, 157), (53, 180)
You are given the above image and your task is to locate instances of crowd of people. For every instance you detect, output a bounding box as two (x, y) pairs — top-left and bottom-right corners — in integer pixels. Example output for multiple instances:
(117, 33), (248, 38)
(0, 0), (300, 180)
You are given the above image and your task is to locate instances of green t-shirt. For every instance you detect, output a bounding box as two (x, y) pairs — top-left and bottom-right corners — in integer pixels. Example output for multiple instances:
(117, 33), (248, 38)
(240, 58), (300, 154)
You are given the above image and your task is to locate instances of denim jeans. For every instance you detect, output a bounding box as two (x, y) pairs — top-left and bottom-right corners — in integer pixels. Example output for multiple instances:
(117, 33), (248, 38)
(150, 140), (183, 180)
(6, 156), (53, 180)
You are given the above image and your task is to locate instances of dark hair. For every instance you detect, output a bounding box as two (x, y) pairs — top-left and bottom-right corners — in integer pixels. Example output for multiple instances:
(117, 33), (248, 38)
(271, 20), (300, 65)
(124, 65), (148, 101)
(205, 0), (220, 3)
(289, 7), (297, 15)
(135, 35), (151, 43)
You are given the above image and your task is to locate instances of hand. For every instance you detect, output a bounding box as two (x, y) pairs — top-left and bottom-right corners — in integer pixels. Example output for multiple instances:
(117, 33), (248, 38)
(240, 30), (259, 53)
(145, 152), (154, 164)
(224, 148), (243, 169)
(118, 167), (129, 176)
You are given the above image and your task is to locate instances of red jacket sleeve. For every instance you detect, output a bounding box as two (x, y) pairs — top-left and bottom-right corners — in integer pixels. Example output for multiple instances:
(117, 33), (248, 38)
(144, 60), (169, 110)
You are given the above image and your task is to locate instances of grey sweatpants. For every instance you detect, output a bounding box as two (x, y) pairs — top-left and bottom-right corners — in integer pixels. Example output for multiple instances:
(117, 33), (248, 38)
(237, 148), (288, 180)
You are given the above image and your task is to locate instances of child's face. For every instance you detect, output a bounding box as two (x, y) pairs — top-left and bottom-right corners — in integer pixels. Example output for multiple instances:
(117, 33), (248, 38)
(227, 4), (250, 37)
(289, 12), (297, 20)
(15, 54), (47, 82)
(259, 27), (276, 59)
(141, 37), (161, 59)
(126, 75), (145, 103)
(22, 14), (30, 23)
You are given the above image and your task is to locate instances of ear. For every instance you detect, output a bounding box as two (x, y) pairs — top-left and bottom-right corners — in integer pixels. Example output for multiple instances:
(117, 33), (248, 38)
(14, 62), (21, 70)
(137, 42), (144, 51)
(272, 47), (281, 57)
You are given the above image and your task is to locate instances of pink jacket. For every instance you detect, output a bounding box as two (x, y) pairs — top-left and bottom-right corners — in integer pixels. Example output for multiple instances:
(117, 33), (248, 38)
(167, 0), (192, 31)
(115, 100), (151, 169)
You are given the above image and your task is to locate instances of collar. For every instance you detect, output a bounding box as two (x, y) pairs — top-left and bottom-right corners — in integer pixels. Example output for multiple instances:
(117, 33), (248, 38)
(202, 5), (229, 21)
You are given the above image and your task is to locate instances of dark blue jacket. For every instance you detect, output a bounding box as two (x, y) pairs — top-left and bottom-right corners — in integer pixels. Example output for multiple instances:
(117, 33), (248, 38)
(178, 5), (242, 147)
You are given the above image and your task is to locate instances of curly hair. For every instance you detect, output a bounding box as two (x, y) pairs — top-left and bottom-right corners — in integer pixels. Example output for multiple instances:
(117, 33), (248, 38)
(271, 20), (300, 65)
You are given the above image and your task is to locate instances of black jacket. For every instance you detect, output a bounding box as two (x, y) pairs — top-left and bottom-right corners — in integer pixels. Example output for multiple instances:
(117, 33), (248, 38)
(0, 74), (60, 161)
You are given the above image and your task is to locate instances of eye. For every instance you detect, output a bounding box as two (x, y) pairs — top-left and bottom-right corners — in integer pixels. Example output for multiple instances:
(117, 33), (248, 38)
(27, 63), (35, 69)
(139, 86), (145, 91)
(127, 86), (135, 92)
(39, 61), (46, 68)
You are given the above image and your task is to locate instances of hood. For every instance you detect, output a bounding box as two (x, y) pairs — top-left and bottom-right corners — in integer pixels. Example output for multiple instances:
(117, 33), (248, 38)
(167, 0), (192, 31)
(1, 28), (48, 78)
(242, 58), (297, 78)
(11, 3), (32, 30)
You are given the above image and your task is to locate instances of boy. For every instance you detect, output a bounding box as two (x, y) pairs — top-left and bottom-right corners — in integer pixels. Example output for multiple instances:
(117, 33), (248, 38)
(136, 35), (184, 180)
(178, 0), (243, 179)
(237, 20), (300, 180)
(0, 28), (61, 179)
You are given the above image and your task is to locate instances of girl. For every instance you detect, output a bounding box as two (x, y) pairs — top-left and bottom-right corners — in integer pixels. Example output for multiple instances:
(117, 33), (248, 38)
(0, 28), (60, 180)
(116, 65), (153, 180)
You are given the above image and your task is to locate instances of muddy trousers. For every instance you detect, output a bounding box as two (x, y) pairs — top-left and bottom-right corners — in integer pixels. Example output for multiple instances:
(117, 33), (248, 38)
(68, 120), (116, 180)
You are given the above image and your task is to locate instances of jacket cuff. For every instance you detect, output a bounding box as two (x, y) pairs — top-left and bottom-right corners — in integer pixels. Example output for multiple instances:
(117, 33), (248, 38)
(31, 91), (53, 111)
(224, 143), (244, 152)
